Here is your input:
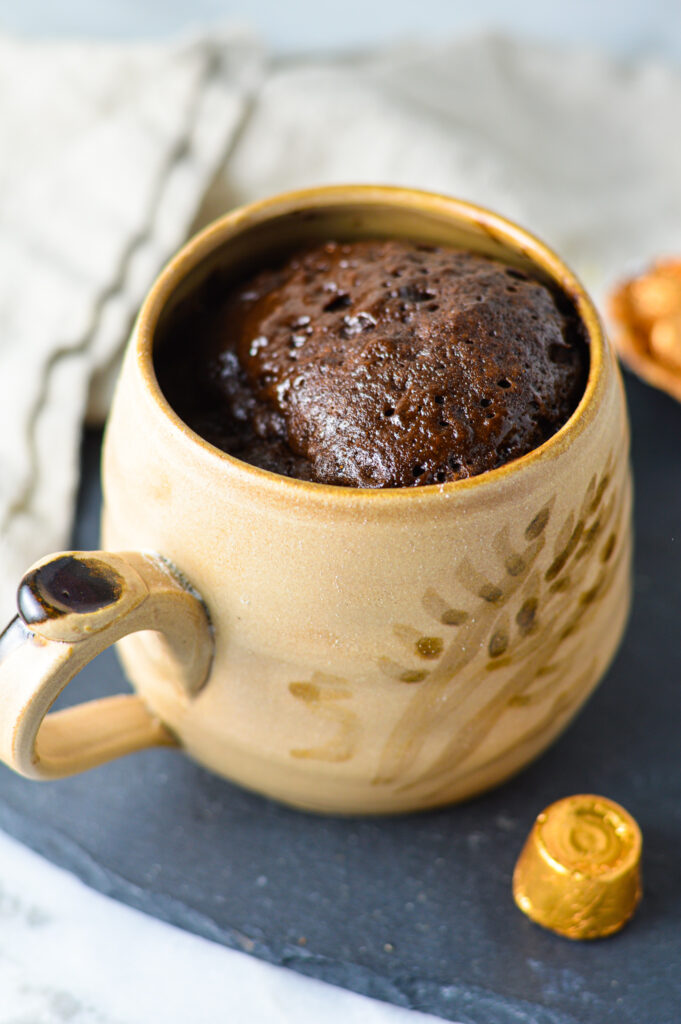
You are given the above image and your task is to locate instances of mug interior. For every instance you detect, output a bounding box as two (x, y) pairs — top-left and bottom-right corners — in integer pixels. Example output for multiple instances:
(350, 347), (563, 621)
(143, 187), (603, 494)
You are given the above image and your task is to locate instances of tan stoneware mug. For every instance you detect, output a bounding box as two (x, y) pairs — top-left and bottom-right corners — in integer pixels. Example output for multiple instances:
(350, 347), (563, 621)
(0, 186), (632, 814)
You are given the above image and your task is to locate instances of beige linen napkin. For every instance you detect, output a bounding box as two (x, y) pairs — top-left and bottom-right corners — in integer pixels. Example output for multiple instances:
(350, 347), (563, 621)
(2, 29), (681, 618)
(0, 29), (262, 616)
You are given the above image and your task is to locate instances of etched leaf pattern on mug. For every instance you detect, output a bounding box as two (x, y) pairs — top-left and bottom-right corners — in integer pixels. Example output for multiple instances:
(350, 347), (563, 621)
(287, 452), (629, 797)
(288, 674), (360, 763)
(374, 452), (630, 802)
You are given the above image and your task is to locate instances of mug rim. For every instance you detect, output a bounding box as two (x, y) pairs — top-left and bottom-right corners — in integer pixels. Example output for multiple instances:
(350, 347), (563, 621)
(133, 184), (607, 504)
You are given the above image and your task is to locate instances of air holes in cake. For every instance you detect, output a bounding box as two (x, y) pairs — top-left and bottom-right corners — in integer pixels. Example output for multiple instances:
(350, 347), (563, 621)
(398, 285), (436, 303)
(548, 342), (573, 365)
(324, 293), (351, 313)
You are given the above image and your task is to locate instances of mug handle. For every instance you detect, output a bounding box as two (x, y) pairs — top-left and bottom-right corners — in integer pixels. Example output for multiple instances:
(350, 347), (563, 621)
(0, 550), (213, 780)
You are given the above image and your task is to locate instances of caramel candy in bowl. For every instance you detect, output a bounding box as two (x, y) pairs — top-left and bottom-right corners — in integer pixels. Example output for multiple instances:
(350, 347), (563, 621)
(610, 259), (681, 400)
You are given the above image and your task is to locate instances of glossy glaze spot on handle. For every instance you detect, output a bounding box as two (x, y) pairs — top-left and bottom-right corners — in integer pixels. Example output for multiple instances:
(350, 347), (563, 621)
(0, 550), (214, 780)
(18, 555), (123, 624)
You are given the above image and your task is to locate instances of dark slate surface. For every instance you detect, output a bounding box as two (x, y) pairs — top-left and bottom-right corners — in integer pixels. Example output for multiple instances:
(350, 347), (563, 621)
(0, 372), (679, 1024)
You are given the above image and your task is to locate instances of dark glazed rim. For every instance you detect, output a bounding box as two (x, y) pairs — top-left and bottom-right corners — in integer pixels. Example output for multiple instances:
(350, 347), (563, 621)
(133, 185), (607, 505)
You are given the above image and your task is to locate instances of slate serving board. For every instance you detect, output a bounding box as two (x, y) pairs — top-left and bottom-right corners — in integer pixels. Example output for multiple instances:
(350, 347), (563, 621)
(0, 372), (679, 1024)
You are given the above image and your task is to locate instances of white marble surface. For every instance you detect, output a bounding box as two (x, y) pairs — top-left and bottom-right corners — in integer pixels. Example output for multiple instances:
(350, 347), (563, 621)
(0, 829), (445, 1023)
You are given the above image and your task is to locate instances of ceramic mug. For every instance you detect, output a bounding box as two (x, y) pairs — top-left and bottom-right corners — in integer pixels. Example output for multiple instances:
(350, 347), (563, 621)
(0, 186), (632, 814)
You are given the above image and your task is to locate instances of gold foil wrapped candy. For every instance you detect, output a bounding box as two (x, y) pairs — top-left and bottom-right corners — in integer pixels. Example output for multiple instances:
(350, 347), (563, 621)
(513, 795), (642, 940)
(610, 258), (681, 402)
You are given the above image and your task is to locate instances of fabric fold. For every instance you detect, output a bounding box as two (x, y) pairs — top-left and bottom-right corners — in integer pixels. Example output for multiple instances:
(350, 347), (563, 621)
(0, 29), (262, 616)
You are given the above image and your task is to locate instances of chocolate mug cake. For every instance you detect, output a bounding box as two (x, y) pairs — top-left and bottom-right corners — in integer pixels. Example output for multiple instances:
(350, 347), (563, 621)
(157, 240), (587, 487)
